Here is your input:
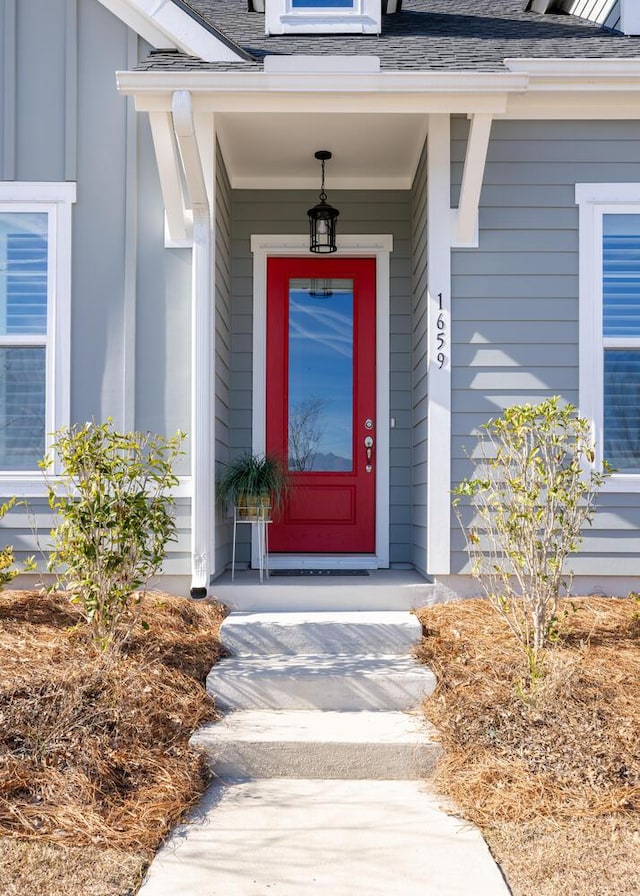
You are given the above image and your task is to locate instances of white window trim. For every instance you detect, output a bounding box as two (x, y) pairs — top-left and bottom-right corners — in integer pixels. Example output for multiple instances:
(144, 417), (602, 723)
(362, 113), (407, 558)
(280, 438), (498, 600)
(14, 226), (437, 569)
(577, 182), (640, 493)
(0, 182), (76, 495)
(250, 234), (392, 568)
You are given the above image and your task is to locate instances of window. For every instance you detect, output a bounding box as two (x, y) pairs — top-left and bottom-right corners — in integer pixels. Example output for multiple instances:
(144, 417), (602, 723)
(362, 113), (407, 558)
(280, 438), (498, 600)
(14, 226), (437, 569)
(577, 184), (640, 489)
(265, 0), (381, 35)
(0, 183), (75, 487)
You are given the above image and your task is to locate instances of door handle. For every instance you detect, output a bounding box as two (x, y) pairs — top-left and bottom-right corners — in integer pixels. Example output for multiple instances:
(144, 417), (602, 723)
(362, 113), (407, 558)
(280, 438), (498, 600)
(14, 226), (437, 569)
(364, 436), (374, 472)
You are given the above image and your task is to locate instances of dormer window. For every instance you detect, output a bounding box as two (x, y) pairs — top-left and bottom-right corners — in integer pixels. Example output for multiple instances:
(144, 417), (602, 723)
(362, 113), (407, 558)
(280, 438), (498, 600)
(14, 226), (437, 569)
(264, 0), (382, 35)
(292, 1), (354, 7)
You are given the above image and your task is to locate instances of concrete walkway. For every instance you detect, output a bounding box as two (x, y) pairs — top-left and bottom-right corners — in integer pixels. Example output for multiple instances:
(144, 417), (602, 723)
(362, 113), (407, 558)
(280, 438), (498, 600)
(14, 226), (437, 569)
(139, 778), (510, 895)
(139, 609), (510, 895)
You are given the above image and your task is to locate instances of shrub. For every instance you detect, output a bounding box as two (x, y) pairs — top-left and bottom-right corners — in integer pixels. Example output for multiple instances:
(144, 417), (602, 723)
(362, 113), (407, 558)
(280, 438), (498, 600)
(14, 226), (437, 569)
(0, 497), (34, 586)
(44, 421), (184, 649)
(453, 397), (608, 665)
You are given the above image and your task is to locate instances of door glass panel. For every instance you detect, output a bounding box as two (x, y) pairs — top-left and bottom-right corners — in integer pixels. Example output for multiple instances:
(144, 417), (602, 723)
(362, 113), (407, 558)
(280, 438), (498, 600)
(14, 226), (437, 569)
(288, 278), (353, 472)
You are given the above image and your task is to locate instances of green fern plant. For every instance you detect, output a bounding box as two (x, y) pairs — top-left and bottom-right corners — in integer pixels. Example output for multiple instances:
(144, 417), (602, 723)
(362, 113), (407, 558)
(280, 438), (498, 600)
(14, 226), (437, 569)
(216, 453), (289, 516)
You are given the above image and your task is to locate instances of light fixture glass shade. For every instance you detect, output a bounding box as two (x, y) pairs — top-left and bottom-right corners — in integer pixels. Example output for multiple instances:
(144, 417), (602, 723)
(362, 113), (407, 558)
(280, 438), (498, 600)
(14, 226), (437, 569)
(308, 197), (339, 254)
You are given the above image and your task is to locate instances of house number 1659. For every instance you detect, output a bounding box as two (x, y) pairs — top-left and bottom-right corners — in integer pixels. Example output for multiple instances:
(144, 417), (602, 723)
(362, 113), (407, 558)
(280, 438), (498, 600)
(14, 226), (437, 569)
(436, 292), (446, 369)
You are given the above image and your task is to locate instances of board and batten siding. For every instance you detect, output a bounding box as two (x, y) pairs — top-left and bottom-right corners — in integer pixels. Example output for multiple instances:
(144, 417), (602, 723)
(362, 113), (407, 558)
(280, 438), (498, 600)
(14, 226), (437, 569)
(410, 139), (429, 575)
(0, 0), (193, 578)
(229, 189), (413, 566)
(450, 117), (640, 578)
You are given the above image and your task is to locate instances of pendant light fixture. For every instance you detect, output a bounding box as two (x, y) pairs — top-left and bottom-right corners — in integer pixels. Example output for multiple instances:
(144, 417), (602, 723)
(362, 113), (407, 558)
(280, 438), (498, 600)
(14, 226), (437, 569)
(308, 150), (339, 254)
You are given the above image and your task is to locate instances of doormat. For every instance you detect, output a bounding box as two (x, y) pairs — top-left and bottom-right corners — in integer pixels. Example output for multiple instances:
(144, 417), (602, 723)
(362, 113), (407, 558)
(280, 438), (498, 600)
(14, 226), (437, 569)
(271, 569), (370, 577)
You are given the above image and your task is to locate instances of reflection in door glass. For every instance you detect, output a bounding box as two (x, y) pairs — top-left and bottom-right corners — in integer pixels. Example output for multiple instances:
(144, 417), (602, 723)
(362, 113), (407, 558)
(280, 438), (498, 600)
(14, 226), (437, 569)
(288, 278), (353, 472)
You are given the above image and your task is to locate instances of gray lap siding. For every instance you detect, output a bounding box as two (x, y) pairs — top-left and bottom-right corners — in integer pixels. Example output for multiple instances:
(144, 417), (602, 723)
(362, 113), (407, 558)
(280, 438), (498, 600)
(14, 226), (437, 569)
(450, 117), (640, 577)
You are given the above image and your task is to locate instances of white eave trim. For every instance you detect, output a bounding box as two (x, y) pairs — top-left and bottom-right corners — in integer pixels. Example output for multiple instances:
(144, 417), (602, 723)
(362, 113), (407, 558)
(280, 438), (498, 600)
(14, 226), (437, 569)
(117, 69), (530, 99)
(96, 0), (245, 63)
(504, 56), (640, 89)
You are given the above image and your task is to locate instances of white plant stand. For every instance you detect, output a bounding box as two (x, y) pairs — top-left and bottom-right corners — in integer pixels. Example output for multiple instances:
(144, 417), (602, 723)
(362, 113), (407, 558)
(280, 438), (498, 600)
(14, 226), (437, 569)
(231, 504), (271, 583)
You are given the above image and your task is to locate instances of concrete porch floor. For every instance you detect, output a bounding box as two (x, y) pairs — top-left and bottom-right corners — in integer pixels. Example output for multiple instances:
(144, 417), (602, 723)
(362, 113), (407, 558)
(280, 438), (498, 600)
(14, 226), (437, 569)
(209, 568), (440, 612)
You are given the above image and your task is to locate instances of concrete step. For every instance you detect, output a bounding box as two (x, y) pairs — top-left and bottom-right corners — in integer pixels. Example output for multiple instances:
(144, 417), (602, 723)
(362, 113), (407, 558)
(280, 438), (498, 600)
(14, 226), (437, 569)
(191, 710), (441, 780)
(211, 569), (440, 612)
(207, 654), (436, 711)
(220, 611), (423, 656)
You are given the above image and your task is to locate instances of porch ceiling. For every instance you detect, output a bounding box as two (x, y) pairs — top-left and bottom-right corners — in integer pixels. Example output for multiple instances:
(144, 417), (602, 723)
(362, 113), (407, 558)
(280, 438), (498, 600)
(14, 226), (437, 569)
(216, 111), (428, 190)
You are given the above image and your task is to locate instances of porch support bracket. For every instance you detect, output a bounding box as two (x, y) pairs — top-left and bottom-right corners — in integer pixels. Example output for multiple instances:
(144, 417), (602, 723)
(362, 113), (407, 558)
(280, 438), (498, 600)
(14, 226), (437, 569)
(148, 109), (192, 246)
(451, 112), (493, 248)
(172, 89), (215, 597)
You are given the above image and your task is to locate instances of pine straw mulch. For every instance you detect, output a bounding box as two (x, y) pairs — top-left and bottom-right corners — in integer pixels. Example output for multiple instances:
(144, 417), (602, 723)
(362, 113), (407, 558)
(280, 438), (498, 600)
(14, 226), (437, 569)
(416, 595), (640, 896)
(0, 589), (225, 862)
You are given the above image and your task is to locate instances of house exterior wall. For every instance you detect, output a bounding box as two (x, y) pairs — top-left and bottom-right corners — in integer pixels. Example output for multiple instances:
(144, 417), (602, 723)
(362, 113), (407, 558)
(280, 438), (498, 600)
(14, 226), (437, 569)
(2, 0), (68, 181)
(449, 116), (640, 580)
(228, 188), (413, 567)
(410, 139), (429, 575)
(0, 0), (193, 577)
(6, 0), (640, 590)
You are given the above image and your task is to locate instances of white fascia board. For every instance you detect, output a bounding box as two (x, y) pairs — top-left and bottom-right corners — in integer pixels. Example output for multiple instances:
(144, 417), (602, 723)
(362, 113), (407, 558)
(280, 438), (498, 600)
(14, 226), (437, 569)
(117, 70), (529, 99)
(131, 92), (513, 117)
(504, 58), (640, 75)
(118, 59), (640, 99)
(504, 56), (640, 88)
(96, 0), (244, 63)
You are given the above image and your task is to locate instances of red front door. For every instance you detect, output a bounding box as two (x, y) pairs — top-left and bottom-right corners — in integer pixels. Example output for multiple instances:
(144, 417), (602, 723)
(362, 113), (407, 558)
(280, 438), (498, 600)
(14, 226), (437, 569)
(266, 256), (376, 553)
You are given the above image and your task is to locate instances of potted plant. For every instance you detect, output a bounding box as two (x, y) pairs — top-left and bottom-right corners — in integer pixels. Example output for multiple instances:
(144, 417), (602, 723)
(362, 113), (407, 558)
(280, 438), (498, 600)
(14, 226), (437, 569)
(216, 452), (289, 519)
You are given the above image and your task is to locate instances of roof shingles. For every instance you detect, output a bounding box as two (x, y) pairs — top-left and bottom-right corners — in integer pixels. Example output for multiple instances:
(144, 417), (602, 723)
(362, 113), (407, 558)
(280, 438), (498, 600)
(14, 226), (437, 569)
(134, 0), (640, 72)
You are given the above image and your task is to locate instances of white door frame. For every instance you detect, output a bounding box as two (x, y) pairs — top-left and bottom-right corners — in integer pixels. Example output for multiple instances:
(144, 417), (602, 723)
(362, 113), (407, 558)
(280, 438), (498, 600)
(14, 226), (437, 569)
(250, 234), (393, 569)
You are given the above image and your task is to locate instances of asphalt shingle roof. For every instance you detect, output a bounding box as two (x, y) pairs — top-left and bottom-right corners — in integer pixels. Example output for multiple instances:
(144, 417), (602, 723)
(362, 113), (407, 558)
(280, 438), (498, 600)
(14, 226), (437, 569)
(134, 0), (640, 72)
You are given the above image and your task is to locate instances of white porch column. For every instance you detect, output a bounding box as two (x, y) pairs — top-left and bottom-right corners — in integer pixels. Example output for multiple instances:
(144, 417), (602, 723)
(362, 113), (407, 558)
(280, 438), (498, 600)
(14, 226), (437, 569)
(426, 113), (452, 575)
(172, 91), (216, 597)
